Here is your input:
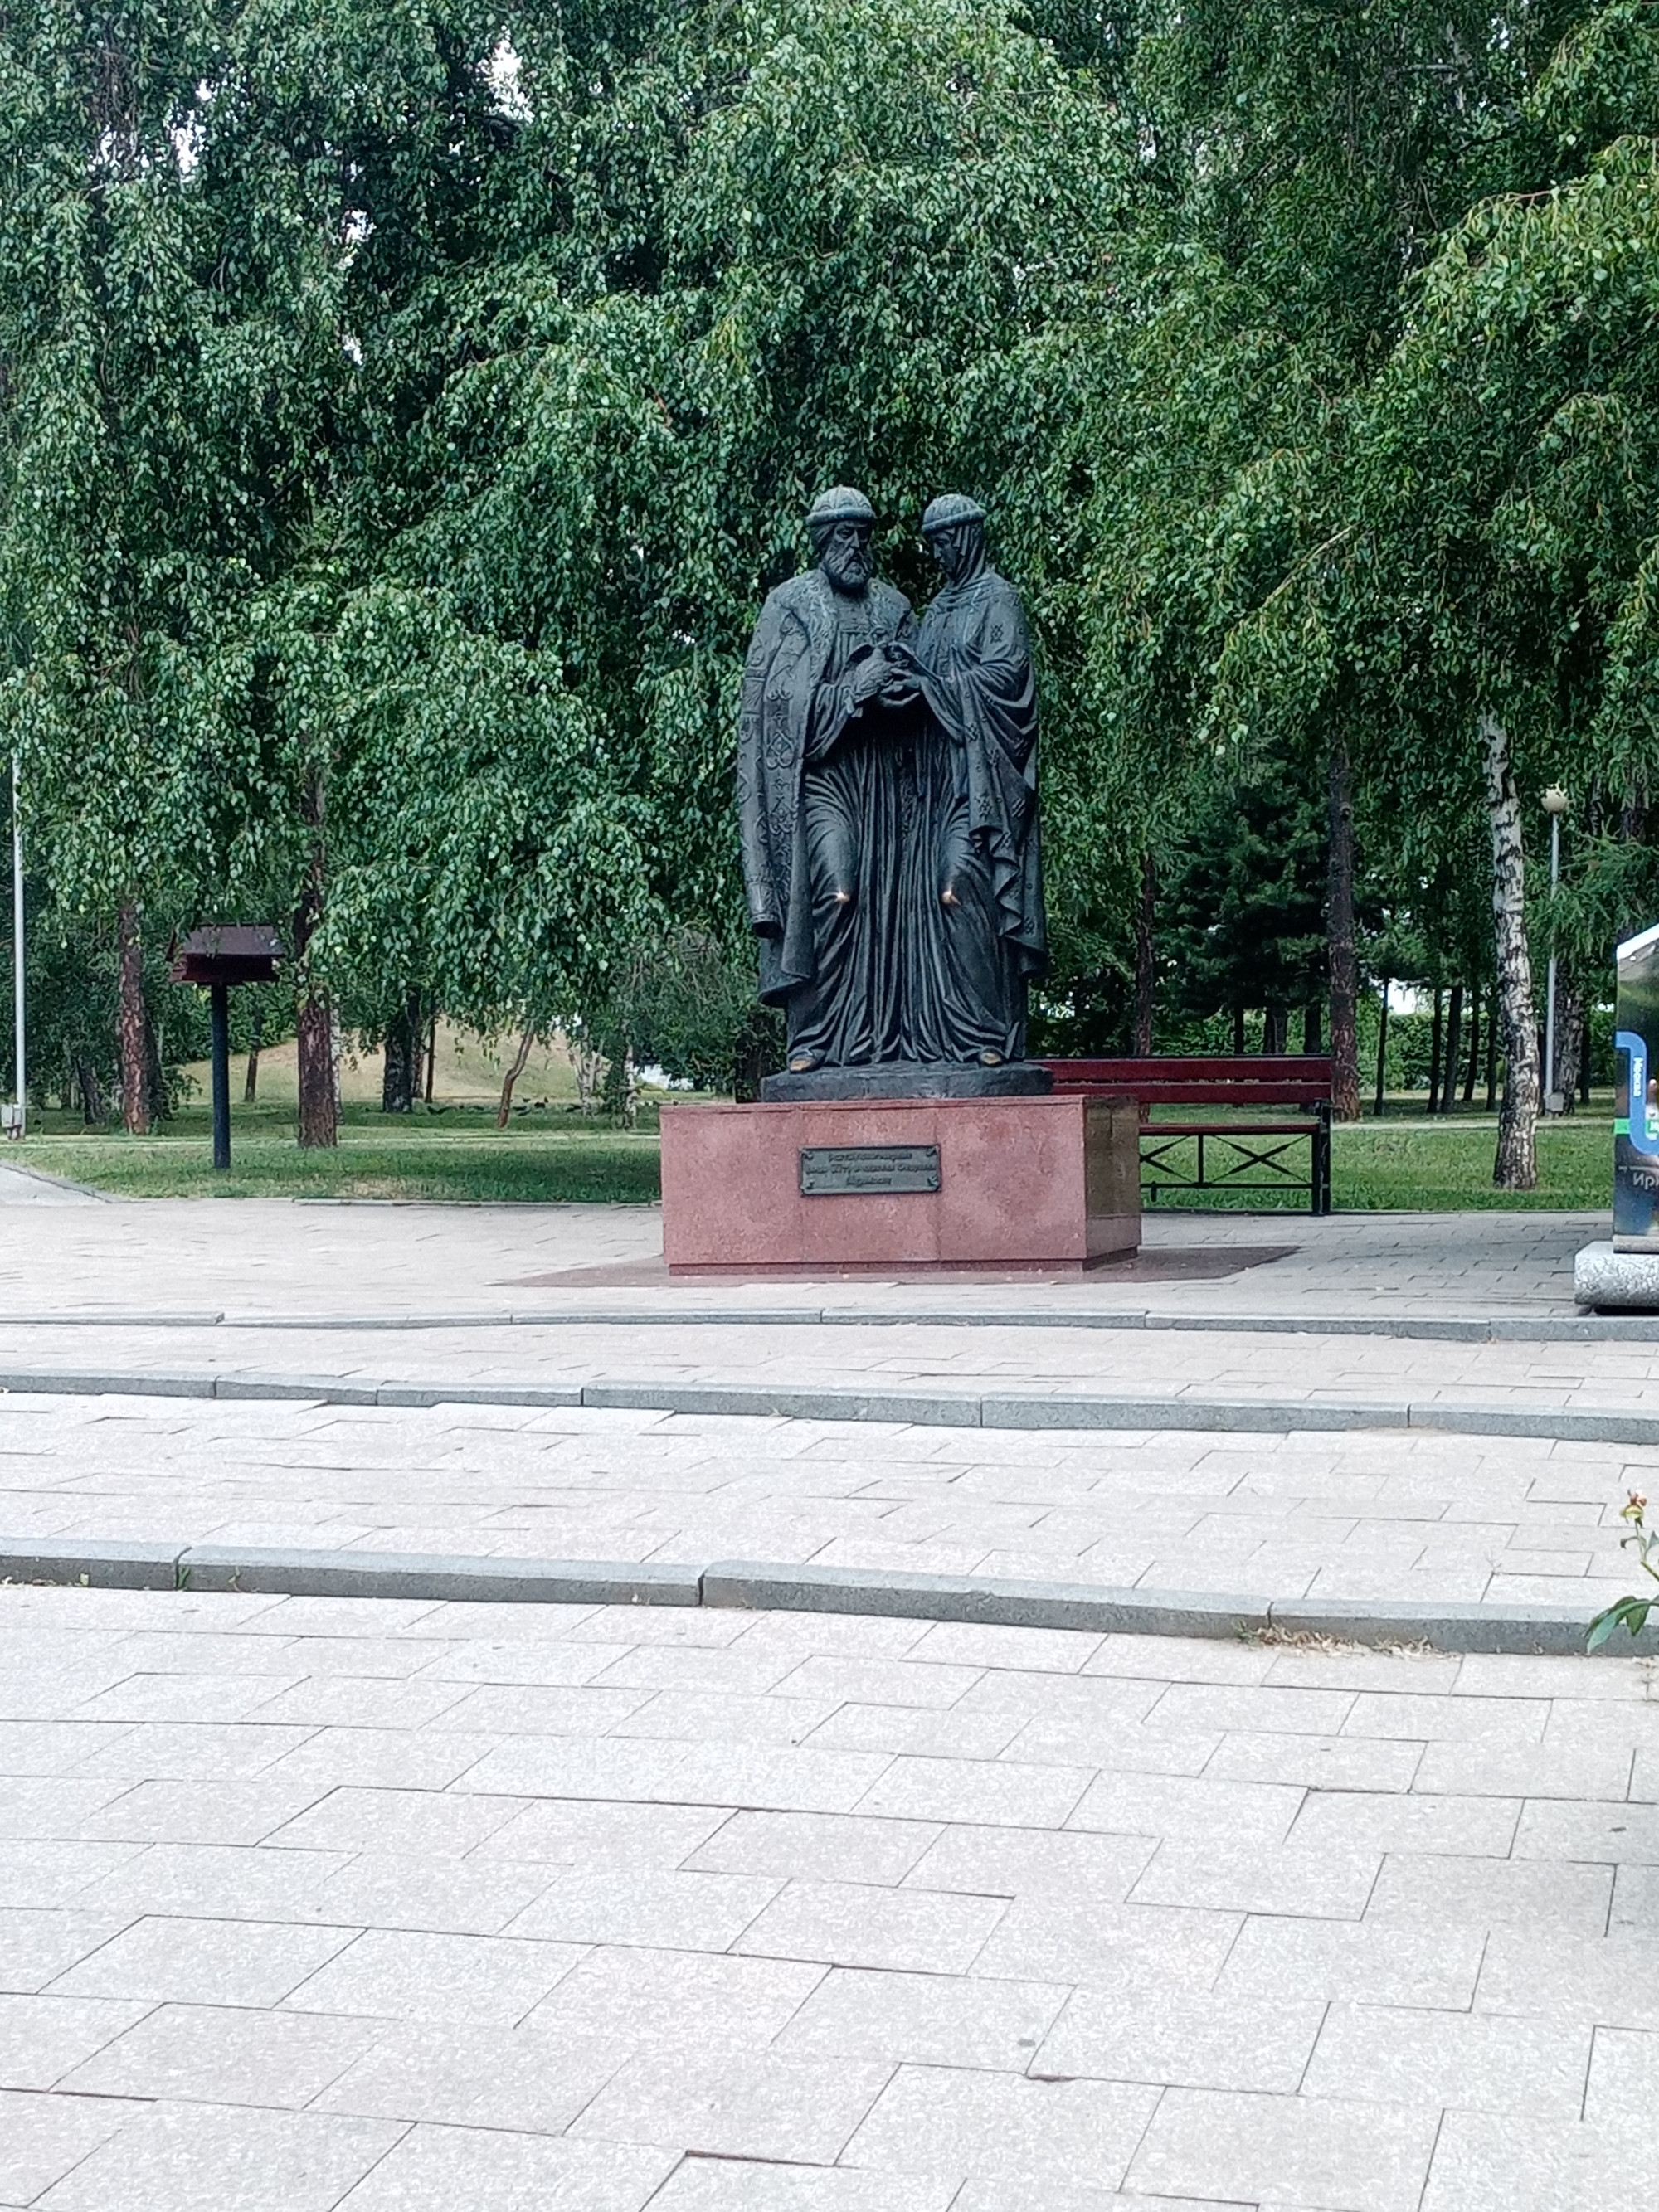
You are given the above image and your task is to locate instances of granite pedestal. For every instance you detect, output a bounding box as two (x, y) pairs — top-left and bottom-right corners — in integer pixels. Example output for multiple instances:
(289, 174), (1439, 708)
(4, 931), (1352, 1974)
(660, 1094), (1141, 1276)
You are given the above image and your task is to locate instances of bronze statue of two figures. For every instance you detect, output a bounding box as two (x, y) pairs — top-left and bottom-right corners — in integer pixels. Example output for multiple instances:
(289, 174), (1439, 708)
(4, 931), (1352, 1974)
(738, 487), (1049, 1102)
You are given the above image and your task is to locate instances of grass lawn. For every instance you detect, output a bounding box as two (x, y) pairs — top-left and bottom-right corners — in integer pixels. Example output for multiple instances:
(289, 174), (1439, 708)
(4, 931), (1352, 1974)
(8, 1094), (1614, 1210)
(11, 1101), (664, 1203)
(1333, 1113), (1609, 1213)
(1141, 1110), (1611, 1213)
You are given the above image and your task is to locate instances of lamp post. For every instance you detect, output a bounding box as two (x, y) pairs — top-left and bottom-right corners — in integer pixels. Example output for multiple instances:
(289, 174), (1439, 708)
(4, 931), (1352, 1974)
(1542, 785), (1569, 1115)
(8, 754), (21, 1141)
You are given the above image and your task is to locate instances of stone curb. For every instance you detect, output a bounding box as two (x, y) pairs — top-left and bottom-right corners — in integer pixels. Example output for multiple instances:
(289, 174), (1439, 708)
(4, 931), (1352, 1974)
(0, 1364), (1654, 1445)
(0, 1539), (1648, 1655)
(7, 1306), (1659, 1340)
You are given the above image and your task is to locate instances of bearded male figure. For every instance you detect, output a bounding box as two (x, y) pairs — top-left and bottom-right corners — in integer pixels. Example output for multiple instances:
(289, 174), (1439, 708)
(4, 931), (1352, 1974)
(737, 486), (921, 1073)
(903, 493), (1047, 1064)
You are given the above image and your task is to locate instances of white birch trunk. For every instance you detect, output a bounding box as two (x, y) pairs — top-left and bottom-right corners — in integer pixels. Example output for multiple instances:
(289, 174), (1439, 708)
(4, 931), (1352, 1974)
(620, 1047), (639, 1130)
(576, 1048), (602, 1115)
(1481, 709), (1538, 1189)
(495, 1026), (534, 1128)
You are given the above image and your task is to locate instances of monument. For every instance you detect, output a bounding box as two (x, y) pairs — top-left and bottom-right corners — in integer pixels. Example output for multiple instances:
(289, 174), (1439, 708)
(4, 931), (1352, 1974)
(1576, 919), (1659, 1307)
(661, 486), (1139, 1274)
(737, 486), (1048, 1096)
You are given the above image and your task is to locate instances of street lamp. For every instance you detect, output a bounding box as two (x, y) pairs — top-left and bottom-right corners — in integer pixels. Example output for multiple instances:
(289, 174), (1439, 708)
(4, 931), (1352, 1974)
(6, 754), (21, 1141)
(1543, 785), (1569, 1115)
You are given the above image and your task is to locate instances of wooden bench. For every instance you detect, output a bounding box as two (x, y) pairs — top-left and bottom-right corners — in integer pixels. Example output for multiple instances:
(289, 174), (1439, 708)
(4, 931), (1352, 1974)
(1037, 1056), (1335, 1216)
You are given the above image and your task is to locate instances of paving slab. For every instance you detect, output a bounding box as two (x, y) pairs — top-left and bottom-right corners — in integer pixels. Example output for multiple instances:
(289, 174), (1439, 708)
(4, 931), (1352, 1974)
(2, 1583), (1656, 2207)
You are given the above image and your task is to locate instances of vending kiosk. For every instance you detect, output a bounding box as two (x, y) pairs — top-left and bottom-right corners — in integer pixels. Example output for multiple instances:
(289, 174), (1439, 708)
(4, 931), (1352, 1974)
(1615, 921), (1659, 1250)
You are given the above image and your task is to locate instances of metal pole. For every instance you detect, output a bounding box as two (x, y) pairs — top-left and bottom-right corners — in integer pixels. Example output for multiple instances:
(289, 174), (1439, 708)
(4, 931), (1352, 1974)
(1544, 812), (1560, 1111)
(209, 981), (230, 1170)
(10, 754), (22, 1139)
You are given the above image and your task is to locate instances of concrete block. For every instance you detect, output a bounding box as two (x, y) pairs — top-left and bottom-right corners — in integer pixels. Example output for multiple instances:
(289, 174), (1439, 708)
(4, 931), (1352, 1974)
(525, 1309), (833, 1330)
(238, 1311), (504, 1332)
(1410, 1402), (1659, 1446)
(375, 1383), (582, 1408)
(0, 1369), (213, 1400)
(700, 1561), (1270, 1639)
(0, 1538), (186, 1589)
(579, 1383), (984, 1427)
(1268, 1597), (1658, 1657)
(211, 1373), (381, 1405)
(980, 1393), (1407, 1434)
(837, 1308), (1147, 1331)
(1577, 1239), (1659, 1312)
(178, 1545), (701, 1605)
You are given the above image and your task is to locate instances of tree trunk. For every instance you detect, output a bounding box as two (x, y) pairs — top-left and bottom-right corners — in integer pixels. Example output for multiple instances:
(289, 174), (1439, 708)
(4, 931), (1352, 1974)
(75, 1057), (105, 1125)
(1374, 978), (1389, 1116)
(577, 1046), (603, 1113)
(116, 901), (148, 1135)
(1481, 709), (1539, 1188)
(295, 996), (336, 1146)
(381, 1021), (411, 1114)
(1439, 983), (1463, 1114)
(1485, 990), (1498, 1111)
(423, 1011), (437, 1105)
(1580, 1010), (1593, 1105)
(1326, 745), (1360, 1117)
(733, 1008), (781, 1103)
(496, 1027), (534, 1127)
(293, 766), (337, 1149)
(381, 993), (422, 1114)
(144, 1005), (168, 1124)
(1554, 980), (1584, 1116)
(1232, 1005), (1246, 1056)
(1133, 851), (1156, 1057)
(1304, 1001), (1322, 1053)
(244, 1009), (261, 1103)
(1461, 994), (1480, 1104)
(1263, 1004), (1287, 1055)
(607, 1046), (639, 1129)
(1427, 987), (1443, 1114)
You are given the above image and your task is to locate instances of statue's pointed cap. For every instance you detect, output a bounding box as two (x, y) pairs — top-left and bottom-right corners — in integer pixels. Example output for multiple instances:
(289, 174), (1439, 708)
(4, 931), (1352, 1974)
(806, 485), (875, 527)
(922, 493), (985, 535)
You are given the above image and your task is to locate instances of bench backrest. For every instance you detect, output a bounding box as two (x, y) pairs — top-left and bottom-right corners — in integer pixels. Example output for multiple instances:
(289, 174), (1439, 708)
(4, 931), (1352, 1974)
(1037, 1055), (1334, 1109)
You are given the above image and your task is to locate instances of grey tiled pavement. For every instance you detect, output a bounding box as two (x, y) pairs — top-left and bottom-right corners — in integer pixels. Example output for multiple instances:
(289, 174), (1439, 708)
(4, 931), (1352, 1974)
(3, 1194), (1657, 2203)
(0, 1582), (1656, 2210)
(1, 1391), (1654, 1610)
(0, 1193), (1598, 1320)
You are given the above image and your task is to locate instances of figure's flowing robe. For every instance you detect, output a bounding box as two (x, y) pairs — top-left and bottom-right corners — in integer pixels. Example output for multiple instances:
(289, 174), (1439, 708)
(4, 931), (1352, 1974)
(907, 567), (1046, 1063)
(737, 567), (917, 1065)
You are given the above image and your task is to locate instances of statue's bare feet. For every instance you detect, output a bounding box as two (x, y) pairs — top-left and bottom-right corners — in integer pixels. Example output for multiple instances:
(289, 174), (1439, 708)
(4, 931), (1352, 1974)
(979, 1049), (1004, 1066)
(788, 1053), (821, 1073)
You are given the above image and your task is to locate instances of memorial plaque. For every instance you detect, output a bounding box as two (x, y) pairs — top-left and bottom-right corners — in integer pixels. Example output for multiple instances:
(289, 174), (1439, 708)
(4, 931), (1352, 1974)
(800, 1144), (941, 1196)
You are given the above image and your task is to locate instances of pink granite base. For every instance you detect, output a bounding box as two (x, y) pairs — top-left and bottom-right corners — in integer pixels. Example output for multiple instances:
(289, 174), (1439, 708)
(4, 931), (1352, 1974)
(660, 1094), (1141, 1276)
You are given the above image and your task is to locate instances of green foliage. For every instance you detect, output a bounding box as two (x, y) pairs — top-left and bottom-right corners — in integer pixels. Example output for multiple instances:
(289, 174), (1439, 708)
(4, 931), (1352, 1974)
(1163, 746), (1329, 1030)
(4, 0), (1659, 1110)
(591, 930), (782, 1097)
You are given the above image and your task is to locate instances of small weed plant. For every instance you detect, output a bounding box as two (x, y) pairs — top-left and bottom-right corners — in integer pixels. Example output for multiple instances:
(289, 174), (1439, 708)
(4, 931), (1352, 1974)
(1588, 1492), (1659, 1648)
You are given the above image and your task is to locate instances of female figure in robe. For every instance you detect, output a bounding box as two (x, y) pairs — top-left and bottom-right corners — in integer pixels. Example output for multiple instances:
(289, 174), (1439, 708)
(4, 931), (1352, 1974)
(902, 495), (1046, 1065)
